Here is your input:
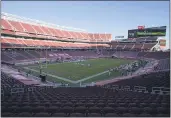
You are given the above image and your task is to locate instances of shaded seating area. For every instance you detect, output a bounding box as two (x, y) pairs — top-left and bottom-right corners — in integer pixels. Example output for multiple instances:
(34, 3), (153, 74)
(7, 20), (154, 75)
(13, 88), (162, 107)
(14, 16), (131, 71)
(105, 70), (170, 92)
(1, 83), (170, 117)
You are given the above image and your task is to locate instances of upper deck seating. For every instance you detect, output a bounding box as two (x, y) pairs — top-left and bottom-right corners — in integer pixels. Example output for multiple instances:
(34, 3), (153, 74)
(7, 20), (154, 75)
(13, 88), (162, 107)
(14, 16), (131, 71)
(1, 37), (109, 49)
(1, 18), (112, 42)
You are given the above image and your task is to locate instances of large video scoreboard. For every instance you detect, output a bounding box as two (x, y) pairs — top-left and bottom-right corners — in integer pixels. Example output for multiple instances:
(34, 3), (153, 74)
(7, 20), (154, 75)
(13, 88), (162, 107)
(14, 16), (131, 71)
(128, 26), (166, 38)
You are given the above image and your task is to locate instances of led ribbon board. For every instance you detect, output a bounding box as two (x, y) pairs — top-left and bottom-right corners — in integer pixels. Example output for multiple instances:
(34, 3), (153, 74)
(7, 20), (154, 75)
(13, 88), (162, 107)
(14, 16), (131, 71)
(128, 26), (166, 38)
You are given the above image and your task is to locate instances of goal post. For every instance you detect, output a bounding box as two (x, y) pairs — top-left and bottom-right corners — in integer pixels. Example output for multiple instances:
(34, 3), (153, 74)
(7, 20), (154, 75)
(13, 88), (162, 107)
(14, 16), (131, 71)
(38, 47), (48, 75)
(39, 47), (48, 68)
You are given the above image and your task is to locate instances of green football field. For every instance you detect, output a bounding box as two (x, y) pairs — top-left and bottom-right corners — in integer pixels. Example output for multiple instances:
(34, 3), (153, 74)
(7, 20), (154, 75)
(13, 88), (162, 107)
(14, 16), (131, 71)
(23, 58), (134, 84)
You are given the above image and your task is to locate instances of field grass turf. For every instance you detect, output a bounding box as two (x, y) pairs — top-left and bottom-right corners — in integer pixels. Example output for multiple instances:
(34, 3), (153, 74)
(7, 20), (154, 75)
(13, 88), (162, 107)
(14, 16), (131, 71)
(25, 58), (133, 83)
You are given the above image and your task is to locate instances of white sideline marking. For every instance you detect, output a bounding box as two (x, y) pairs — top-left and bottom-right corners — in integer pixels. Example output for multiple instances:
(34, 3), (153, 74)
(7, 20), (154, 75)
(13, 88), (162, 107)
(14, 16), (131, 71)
(76, 70), (109, 83)
(24, 67), (75, 83)
(24, 58), (129, 84)
(24, 67), (111, 84)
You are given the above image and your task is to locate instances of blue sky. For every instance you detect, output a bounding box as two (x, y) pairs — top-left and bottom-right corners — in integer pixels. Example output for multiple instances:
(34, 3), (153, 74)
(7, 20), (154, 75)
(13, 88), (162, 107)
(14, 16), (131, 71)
(2, 1), (170, 49)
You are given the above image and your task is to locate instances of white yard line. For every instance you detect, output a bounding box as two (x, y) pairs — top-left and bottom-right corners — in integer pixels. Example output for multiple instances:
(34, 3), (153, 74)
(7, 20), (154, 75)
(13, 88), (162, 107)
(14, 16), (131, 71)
(75, 70), (109, 83)
(24, 58), (129, 84)
(24, 66), (111, 84)
(24, 67), (75, 83)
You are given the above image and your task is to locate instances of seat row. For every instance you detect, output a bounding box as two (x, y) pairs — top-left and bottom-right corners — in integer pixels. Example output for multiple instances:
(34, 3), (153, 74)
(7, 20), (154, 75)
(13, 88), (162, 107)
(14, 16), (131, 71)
(2, 19), (111, 42)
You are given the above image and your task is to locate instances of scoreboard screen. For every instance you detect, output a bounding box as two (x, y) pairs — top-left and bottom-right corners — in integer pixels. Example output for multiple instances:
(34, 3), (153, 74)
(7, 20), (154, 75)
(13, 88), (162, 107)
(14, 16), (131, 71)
(128, 26), (166, 38)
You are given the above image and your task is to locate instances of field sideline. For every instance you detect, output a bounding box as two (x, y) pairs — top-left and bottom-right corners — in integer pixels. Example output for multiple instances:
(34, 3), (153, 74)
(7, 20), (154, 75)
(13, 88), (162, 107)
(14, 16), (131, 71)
(24, 58), (134, 84)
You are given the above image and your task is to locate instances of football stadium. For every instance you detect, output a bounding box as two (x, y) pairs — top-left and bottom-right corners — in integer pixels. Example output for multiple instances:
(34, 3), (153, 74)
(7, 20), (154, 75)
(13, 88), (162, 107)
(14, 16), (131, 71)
(1, 2), (170, 117)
